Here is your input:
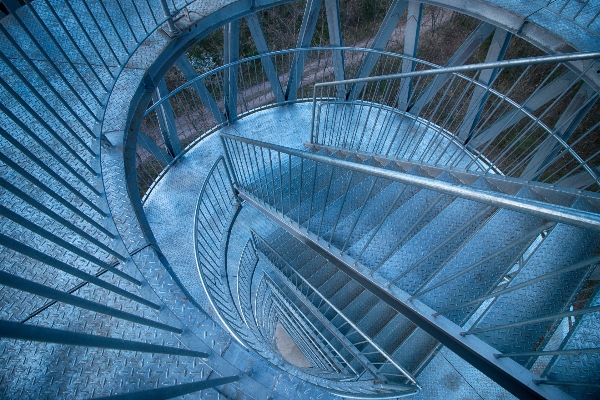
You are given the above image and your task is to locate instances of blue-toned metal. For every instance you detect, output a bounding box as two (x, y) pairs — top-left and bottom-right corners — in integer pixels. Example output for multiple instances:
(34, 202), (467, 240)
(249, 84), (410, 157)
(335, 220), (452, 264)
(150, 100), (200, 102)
(95, 376), (240, 400)
(0, 320), (206, 357)
(221, 133), (600, 230)
(252, 230), (420, 391)
(219, 128), (599, 398)
(1, 0), (599, 398)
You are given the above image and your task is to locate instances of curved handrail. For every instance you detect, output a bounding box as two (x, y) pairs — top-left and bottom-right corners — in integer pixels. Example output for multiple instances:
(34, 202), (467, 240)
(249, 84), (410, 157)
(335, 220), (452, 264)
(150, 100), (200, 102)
(310, 51), (600, 189)
(139, 47), (600, 206)
(193, 158), (419, 398)
(252, 229), (420, 389)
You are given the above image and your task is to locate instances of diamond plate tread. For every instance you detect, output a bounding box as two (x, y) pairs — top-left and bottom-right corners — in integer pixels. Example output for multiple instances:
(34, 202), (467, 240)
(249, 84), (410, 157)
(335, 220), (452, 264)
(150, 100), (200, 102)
(337, 290), (380, 328)
(276, 153), (376, 224)
(323, 178), (402, 252)
(380, 178), (498, 295)
(306, 262), (338, 289)
(473, 197), (600, 362)
(0, 214), (114, 276)
(317, 270), (351, 299)
(412, 346), (517, 399)
(318, 175), (393, 247)
(297, 255), (329, 280)
(0, 339), (213, 399)
(0, 107), (100, 198)
(0, 32), (103, 129)
(370, 312), (415, 354)
(0, 57), (98, 152)
(301, 155), (381, 228)
(545, 288), (600, 398)
(391, 328), (438, 375)
(0, 189), (115, 256)
(347, 170), (460, 271)
(328, 279), (364, 311)
(130, 247), (284, 400)
(282, 168), (359, 228)
(355, 301), (398, 340)
(418, 187), (548, 325)
(344, 165), (431, 259)
(311, 158), (407, 243)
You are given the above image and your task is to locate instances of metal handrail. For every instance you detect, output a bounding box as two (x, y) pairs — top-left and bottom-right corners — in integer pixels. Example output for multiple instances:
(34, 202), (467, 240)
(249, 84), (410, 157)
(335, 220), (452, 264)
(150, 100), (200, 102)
(221, 133), (600, 231)
(139, 48), (600, 202)
(262, 275), (360, 376)
(252, 230), (420, 389)
(137, 48), (445, 200)
(310, 51), (600, 188)
(143, 47), (441, 116)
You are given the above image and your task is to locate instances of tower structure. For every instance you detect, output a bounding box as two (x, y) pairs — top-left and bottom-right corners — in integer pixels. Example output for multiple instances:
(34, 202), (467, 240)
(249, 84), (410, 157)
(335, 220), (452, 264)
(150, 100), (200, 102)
(0, 1), (599, 399)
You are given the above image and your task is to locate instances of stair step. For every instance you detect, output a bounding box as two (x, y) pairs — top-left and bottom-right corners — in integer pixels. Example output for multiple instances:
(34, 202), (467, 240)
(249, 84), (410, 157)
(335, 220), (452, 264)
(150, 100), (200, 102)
(306, 262), (338, 288)
(322, 165), (408, 253)
(370, 313), (416, 355)
(472, 197), (600, 366)
(417, 186), (550, 326)
(391, 329), (438, 375)
(347, 170), (461, 272)
(294, 157), (385, 228)
(337, 290), (380, 327)
(317, 270), (351, 299)
(329, 279), (364, 311)
(356, 301), (397, 339)
(376, 177), (499, 295)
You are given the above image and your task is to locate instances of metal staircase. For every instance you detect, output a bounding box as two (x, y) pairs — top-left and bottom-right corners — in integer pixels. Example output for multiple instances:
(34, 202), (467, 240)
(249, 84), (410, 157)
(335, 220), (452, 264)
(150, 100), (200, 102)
(0, 0), (599, 398)
(216, 129), (600, 398)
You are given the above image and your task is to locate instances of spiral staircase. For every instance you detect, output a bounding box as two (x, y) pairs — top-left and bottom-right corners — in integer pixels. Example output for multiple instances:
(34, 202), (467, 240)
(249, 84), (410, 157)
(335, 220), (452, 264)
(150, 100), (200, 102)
(0, 0), (599, 399)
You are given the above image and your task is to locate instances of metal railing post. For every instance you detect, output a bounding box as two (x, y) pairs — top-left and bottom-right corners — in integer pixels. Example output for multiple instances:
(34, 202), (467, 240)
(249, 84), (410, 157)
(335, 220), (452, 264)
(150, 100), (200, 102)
(159, 0), (181, 37)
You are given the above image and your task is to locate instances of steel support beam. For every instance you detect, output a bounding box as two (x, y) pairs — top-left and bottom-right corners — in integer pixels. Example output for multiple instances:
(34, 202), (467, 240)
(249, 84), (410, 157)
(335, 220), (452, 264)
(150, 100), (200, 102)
(224, 20), (241, 120)
(95, 376), (239, 400)
(246, 13), (285, 103)
(408, 21), (496, 116)
(175, 55), (227, 124)
(137, 130), (173, 166)
(396, 1), (423, 111)
(286, 0), (323, 101)
(0, 270), (181, 333)
(469, 70), (579, 148)
(153, 79), (182, 156)
(457, 28), (512, 140)
(520, 84), (598, 180)
(347, 0), (408, 100)
(0, 234), (160, 309)
(556, 167), (600, 189)
(324, 0), (345, 98)
(240, 192), (570, 400)
(0, 205), (137, 284)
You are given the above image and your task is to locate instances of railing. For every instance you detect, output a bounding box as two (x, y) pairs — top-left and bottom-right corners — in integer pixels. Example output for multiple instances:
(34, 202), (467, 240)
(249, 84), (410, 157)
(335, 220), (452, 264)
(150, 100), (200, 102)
(221, 133), (600, 231)
(311, 51), (600, 191)
(220, 132), (600, 396)
(253, 230), (420, 393)
(137, 47), (448, 200)
(194, 158), (421, 398)
(261, 275), (359, 376)
(193, 156), (252, 347)
(0, 1), (246, 397)
(138, 47), (599, 204)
